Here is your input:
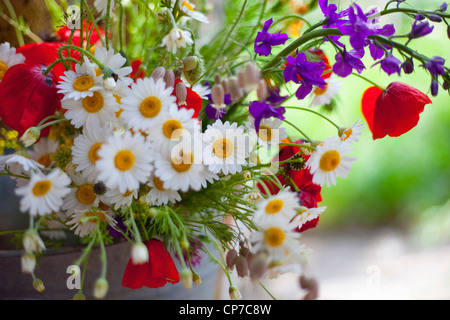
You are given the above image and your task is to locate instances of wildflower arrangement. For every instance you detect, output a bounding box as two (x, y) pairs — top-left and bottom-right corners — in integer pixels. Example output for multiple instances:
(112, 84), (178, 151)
(0, 0), (448, 300)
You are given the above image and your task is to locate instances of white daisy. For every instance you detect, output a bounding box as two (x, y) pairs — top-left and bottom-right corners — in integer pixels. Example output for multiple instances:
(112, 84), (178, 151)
(0, 152), (44, 176)
(177, 0), (209, 24)
(71, 122), (114, 178)
(247, 117), (287, 150)
(191, 82), (211, 100)
(61, 173), (100, 216)
(143, 174), (182, 206)
(243, 190), (263, 206)
(161, 28), (193, 54)
(154, 147), (217, 192)
(67, 208), (117, 237)
(264, 246), (309, 279)
(202, 120), (250, 175)
(61, 88), (120, 129)
(96, 130), (154, 194)
(338, 119), (365, 144)
(252, 189), (301, 226)
(120, 77), (176, 132)
(0, 42), (25, 81)
(28, 138), (59, 169)
(291, 206), (327, 229)
(94, 0), (115, 17)
(309, 76), (341, 107)
(57, 56), (104, 100)
(100, 187), (138, 211)
(306, 138), (356, 187)
(250, 219), (303, 263)
(15, 169), (71, 216)
(148, 106), (197, 156)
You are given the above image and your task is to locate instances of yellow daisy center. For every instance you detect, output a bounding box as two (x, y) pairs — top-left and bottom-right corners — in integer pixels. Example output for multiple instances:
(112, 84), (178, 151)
(82, 91), (104, 113)
(212, 138), (233, 158)
(265, 199), (284, 214)
(32, 180), (52, 197)
(114, 150), (135, 171)
(0, 61), (8, 80)
(123, 190), (134, 197)
(171, 152), (193, 173)
(95, 68), (102, 77)
(182, 0), (194, 11)
(340, 128), (353, 141)
(258, 125), (272, 142)
(76, 184), (96, 205)
(88, 143), (102, 164)
(314, 84), (329, 96)
(140, 96), (162, 118)
(73, 75), (95, 92)
(265, 227), (285, 247)
(319, 150), (341, 172)
(84, 210), (106, 224)
(162, 119), (183, 139)
(37, 154), (52, 168)
(153, 176), (166, 191)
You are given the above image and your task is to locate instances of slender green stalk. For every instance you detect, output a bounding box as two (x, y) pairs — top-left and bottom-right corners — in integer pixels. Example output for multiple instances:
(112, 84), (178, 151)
(2, 0), (24, 46)
(97, 224), (107, 279)
(283, 119), (313, 142)
(284, 106), (341, 130)
(259, 281), (277, 300)
(351, 72), (385, 90)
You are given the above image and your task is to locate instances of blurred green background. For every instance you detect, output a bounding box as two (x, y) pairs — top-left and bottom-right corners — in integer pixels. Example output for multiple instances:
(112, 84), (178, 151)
(282, 0), (450, 244)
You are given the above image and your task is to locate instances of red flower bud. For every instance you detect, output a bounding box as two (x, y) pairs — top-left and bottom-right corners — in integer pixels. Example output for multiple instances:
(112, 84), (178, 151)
(361, 82), (432, 140)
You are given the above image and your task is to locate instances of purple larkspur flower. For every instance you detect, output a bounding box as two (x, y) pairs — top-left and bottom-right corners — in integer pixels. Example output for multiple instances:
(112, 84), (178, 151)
(424, 56), (446, 76)
(318, 0), (350, 46)
(332, 48), (365, 77)
(401, 58), (414, 74)
(254, 19), (289, 57)
(283, 52), (327, 99)
(373, 54), (402, 76)
(265, 86), (288, 106)
(249, 100), (285, 131)
(338, 3), (395, 52)
(409, 16), (434, 39)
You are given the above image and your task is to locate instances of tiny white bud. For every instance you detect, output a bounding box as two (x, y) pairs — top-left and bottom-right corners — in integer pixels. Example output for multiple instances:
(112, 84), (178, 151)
(93, 278), (109, 299)
(131, 242), (148, 265)
(229, 285), (242, 300)
(104, 77), (117, 91)
(22, 230), (45, 254)
(20, 127), (40, 147)
(21, 253), (36, 273)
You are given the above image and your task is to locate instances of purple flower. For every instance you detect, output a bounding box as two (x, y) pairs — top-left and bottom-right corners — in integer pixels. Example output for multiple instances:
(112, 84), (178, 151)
(249, 101), (285, 131)
(401, 58), (414, 74)
(318, 0), (350, 27)
(424, 56), (446, 76)
(283, 52), (327, 99)
(205, 94), (232, 119)
(440, 2), (448, 12)
(409, 16), (434, 39)
(431, 79), (439, 96)
(332, 48), (365, 77)
(373, 54), (402, 76)
(254, 19), (289, 57)
(338, 4), (395, 52)
(265, 86), (288, 106)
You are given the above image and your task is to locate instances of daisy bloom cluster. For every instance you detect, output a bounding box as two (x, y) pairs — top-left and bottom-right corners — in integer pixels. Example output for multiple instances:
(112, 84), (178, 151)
(0, 0), (447, 301)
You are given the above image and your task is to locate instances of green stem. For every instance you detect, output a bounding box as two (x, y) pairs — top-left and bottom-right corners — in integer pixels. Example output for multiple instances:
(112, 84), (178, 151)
(128, 207), (143, 244)
(80, 0), (84, 52)
(97, 224), (107, 279)
(284, 106), (341, 130)
(39, 118), (69, 131)
(283, 119), (313, 142)
(259, 281), (277, 300)
(351, 72), (385, 91)
(2, 0), (24, 46)
(105, 0), (112, 48)
(58, 44), (105, 69)
(271, 14), (312, 28)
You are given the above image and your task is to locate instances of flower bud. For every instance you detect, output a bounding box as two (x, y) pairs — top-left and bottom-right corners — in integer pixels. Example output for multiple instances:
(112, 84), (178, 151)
(228, 77), (243, 100)
(245, 62), (261, 86)
(431, 79), (439, 96)
(241, 170), (251, 179)
(299, 275), (319, 300)
(248, 252), (269, 280)
(151, 66), (166, 80)
(427, 14), (442, 22)
(211, 84), (225, 107)
(22, 230), (46, 253)
(176, 81), (187, 106)
(239, 246), (250, 258)
(20, 127), (40, 147)
(21, 253), (36, 273)
(32, 278), (45, 293)
(447, 25), (450, 39)
(225, 248), (238, 269)
(237, 71), (247, 88)
(214, 73), (221, 84)
(229, 285), (242, 300)
(164, 69), (175, 89)
(235, 255), (248, 278)
(182, 56), (199, 72)
(221, 79), (229, 94)
(401, 58), (414, 74)
(104, 77), (117, 91)
(180, 268), (193, 289)
(256, 79), (268, 100)
(72, 292), (86, 300)
(93, 278), (109, 299)
(192, 271), (202, 285)
(131, 242), (148, 265)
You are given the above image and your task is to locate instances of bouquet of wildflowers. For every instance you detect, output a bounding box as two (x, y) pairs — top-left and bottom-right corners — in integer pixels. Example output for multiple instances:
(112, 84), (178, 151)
(0, 0), (448, 300)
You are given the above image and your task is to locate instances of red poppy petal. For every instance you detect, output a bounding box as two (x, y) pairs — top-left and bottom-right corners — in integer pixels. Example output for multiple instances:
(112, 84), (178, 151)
(297, 217), (320, 233)
(121, 258), (151, 290)
(361, 85), (384, 139)
(146, 240), (180, 286)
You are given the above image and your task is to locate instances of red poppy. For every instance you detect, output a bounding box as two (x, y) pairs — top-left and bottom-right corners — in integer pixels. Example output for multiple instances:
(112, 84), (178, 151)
(361, 82), (432, 140)
(16, 42), (67, 80)
(56, 22), (105, 47)
(0, 64), (63, 137)
(172, 78), (203, 118)
(130, 59), (146, 81)
(121, 239), (180, 290)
